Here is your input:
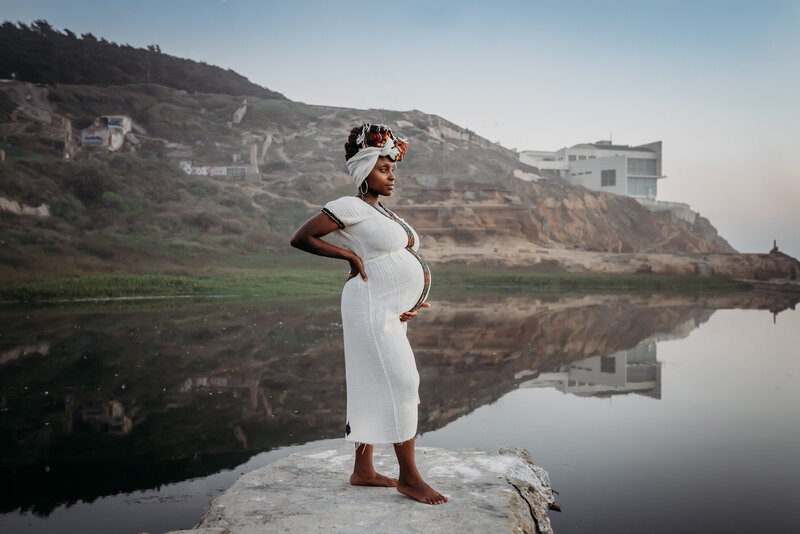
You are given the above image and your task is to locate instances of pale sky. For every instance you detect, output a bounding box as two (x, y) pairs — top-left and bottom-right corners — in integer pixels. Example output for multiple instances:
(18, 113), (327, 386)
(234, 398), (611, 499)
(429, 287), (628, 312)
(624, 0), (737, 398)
(4, 0), (799, 257)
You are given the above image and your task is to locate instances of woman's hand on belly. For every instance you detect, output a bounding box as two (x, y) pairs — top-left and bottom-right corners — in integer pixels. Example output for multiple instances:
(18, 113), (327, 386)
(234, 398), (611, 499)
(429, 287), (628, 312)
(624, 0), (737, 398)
(399, 302), (430, 322)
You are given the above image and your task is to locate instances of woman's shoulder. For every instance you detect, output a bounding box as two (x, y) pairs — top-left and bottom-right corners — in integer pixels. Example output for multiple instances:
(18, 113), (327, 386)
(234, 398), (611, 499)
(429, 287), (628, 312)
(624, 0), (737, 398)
(325, 195), (362, 208)
(322, 196), (370, 228)
(324, 195), (372, 215)
(326, 195), (369, 209)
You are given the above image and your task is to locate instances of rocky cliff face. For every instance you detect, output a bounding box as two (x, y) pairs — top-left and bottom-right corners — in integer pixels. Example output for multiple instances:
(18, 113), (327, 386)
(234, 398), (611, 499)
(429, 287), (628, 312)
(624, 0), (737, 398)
(247, 106), (736, 255)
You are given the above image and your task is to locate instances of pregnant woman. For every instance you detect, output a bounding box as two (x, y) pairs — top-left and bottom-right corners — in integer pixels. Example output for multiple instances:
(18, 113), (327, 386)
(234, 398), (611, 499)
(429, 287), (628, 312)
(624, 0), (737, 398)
(290, 123), (447, 505)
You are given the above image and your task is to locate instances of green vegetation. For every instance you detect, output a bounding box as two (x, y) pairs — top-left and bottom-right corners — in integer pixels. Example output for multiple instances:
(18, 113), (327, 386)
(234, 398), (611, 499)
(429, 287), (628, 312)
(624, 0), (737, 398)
(0, 141), (46, 163)
(0, 259), (752, 304)
(247, 99), (327, 125)
(0, 150), (283, 278)
(0, 270), (343, 303)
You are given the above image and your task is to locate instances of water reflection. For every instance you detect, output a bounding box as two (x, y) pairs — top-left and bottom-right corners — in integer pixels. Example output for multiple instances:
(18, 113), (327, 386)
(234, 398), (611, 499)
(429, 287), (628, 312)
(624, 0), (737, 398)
(0, 291), (797, 517)
(522, 340), (664, 398)
(517, 311), (716, 400)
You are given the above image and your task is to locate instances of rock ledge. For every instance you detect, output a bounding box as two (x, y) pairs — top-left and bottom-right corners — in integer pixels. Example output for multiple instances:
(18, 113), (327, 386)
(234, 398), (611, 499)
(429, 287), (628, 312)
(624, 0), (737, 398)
(167, 445), (557, 534)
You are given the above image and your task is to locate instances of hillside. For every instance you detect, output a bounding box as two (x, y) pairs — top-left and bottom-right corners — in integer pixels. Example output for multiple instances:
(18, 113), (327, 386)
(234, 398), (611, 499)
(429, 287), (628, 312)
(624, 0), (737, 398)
(0, 20), (285, 99)
(0, 77), (749, 280)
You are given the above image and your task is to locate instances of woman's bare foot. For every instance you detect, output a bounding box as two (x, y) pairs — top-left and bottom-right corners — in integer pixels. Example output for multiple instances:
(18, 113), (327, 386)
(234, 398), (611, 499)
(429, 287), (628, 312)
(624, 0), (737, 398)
(392, 438), (448, 504)
(350, 443), (397, 487)
(350, 470), (397, 487)
(397, 477), (448, 505)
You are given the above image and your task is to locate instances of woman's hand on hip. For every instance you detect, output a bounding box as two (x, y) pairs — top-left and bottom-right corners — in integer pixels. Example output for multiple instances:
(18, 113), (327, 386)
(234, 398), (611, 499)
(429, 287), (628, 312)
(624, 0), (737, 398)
(400, 302), (431, 322)
(347, 254), (367, 281)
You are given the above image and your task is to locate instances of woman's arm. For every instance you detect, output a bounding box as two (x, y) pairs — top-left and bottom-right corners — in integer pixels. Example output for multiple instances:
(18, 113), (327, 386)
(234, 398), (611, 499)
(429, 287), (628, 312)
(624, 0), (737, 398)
(290, 213), (367, 281)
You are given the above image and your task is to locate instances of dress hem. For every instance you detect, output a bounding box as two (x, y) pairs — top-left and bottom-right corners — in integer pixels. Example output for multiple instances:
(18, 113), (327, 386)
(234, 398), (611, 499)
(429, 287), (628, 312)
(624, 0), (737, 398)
(344, 431), (417, 445)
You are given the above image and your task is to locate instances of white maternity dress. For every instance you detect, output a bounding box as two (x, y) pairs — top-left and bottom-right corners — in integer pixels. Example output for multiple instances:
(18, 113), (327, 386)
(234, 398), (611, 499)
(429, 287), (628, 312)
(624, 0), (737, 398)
(322, 195), (431, 444)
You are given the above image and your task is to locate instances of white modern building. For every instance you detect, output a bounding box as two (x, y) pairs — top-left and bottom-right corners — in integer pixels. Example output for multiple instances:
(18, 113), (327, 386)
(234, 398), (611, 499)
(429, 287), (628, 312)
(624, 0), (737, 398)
(520, 140), (665, 200)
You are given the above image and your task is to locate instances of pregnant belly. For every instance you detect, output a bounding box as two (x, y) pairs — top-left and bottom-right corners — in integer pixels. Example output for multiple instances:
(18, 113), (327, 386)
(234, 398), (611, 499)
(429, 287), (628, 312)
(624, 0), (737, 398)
(362, 249), (431, 313)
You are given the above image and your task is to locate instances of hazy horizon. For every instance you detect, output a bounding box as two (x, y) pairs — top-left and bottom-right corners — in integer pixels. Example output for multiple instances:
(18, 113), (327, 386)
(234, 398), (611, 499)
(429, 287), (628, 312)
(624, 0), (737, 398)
(4, 0), (799, 257)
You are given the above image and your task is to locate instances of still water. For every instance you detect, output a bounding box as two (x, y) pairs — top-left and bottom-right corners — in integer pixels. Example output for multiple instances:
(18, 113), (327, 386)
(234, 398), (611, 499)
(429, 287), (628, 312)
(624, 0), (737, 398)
(1, 291), (798, 533)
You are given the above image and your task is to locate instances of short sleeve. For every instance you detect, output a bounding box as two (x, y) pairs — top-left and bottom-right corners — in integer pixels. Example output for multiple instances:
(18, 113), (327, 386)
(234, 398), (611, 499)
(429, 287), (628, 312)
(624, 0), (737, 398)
(322, 196), (368, 229)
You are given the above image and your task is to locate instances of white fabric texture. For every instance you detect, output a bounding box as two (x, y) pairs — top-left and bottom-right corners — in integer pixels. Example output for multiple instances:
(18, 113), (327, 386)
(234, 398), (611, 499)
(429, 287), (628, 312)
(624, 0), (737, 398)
(323, 195), (428, 444)
(345, 136), (403, 189)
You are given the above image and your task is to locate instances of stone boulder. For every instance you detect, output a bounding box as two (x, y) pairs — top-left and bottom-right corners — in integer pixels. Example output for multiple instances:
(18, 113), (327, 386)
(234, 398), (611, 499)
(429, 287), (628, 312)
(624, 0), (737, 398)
(171, 445), (558, 534)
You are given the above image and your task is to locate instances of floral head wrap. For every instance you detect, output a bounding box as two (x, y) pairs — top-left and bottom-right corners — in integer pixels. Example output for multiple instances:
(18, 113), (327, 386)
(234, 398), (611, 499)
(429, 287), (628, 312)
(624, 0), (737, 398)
(346, 124), (408, 190)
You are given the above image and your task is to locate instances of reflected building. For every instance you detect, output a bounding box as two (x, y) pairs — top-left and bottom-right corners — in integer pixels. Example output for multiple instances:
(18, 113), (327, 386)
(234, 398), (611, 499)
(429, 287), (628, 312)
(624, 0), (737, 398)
(520, 341), (661, 399)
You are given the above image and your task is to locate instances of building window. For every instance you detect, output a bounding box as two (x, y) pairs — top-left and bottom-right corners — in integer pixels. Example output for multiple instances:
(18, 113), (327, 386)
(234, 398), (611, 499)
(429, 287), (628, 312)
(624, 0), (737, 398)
(601, 356), (616, 374)
(578, 155), (586, 160)
(601, 169), (616, 187)
(627, 177), (657, 197)
(568, 155), (577, 161)
(627, 158), (657, 175)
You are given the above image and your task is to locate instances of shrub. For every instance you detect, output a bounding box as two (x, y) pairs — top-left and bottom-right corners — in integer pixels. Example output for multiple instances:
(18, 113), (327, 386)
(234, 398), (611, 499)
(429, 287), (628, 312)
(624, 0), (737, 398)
(182, 212), (221, 231)
(50, 196), (84, 222)
(100, 191), (124, 209)
(221, 219), (244, 234)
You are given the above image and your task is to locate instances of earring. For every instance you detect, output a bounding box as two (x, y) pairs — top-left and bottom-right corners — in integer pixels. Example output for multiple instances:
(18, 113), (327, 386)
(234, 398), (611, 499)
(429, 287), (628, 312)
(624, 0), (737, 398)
(359, 180), (369, 197)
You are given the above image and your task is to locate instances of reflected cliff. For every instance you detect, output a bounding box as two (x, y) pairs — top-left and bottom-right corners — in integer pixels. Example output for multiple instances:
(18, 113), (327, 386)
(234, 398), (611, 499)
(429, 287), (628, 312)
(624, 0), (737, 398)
(0, 291), (797, 514)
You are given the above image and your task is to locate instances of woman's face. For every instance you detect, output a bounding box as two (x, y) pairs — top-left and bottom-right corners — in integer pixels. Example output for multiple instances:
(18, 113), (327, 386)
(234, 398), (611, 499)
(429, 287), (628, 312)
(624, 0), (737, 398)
(365, 156), (396, 197)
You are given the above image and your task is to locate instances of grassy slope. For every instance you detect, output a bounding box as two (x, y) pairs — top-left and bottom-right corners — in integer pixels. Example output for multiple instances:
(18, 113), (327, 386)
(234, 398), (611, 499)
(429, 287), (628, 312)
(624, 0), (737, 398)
(0, 255), (751, 303)
(0, 150), (287, 279)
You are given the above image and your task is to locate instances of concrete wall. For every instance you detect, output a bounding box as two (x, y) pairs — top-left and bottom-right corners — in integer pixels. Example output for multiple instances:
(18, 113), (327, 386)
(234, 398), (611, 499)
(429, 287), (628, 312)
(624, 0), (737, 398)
(519, 150), (568, 171)
(560, 144), (660, 162)
(566, 155), (628, 196)
(638, 141), (663, 176)
(101, 115), (132, 135)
